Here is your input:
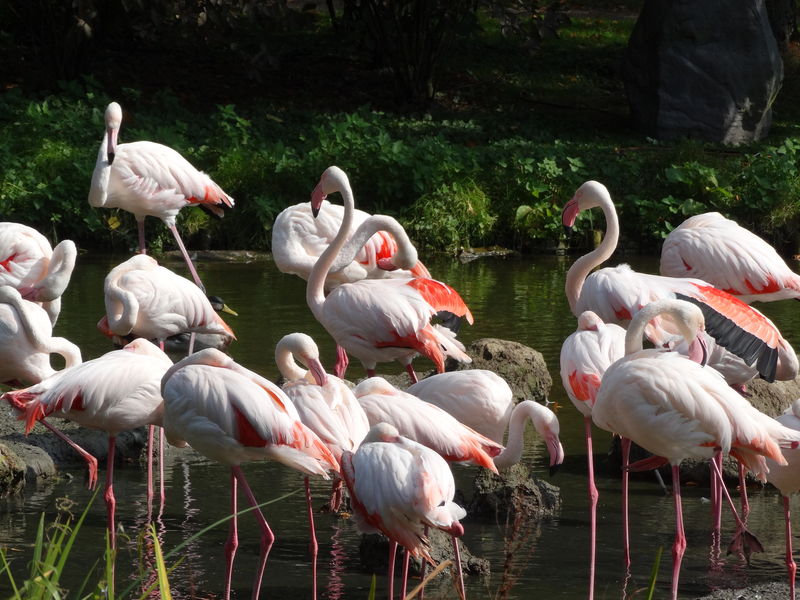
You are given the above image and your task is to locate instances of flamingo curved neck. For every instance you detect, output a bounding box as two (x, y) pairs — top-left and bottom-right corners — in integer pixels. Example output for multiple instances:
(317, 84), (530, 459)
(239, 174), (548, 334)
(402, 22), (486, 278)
(89, 131), (111, 208)
(564, 195), (619, 313)
(330, 215), (418, 272)
(275, 346), (308, 382)
(494, 400), (539, 470)
(34, 240), (77, 301)
(307, 184), (355, 318)
(104, 282), (139, 336)
(624, 299), (696, 356)
(48, 337), (82, 369)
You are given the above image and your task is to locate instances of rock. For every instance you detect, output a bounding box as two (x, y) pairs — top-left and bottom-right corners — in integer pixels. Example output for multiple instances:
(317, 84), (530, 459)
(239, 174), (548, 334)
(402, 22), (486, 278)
(446, 338), (552, 403)
(697, 580), (791, 600)
(745, 377), (800, 417)
(0, 443), (26, 495)
(467, 463), (561, 521)
(622, 0), (782, 144)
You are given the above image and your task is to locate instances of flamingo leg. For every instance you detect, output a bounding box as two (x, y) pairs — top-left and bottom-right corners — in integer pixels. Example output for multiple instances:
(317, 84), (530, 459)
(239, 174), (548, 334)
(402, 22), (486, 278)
(168, 224), (206, 293)
(671, 464), (686, 600)
(784, 495), (796, 600)
(40, 419), (98, 490)
(621, 435), (631, 571)
(105, 435), (117, 549)
(419, 525), (428, 600)
(737, 461), (750, 522)
(329, 476), (343, 512)
(334, 345), (349, 379)
(146, 424), (155, 501)
(451, 535), (465, 600)
(404, 363), (419, 384)
(367, 368), (377, 378)
(305, 477), (319, 600)
(387, 540), (397, 600)
(231, 465), (275, 600)
(584, 418), (597, 600)
(708, 455), (763, 560)
(224, 470), (238, 600)
(158, 427), (165, 506)
(401, 548), (410, 599)
(188, 332), (196, 356)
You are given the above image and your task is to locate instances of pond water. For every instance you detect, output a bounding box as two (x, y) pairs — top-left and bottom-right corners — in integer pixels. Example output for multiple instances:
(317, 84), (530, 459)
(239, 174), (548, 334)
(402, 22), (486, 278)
(2, 250), (800, 599)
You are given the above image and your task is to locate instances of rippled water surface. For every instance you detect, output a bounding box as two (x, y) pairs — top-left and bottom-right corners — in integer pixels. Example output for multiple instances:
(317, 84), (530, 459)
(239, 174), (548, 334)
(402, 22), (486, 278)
(2, 251), (800, 599)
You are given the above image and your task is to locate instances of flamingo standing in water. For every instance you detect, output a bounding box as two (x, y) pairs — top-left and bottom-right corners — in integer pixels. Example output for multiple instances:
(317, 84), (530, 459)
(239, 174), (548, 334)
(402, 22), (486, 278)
(592, 298), (800, 600)
(272, 199), (430, 290)
(562, 180), (798, 384)
(765, 398), (800, 600)
(559, 310), (626, 597)
(88, 102), (234, 291)
(3, 339), (173, 549)
(341, 422), (467, 600)
(305, 166), (473, 383)
(161, 349), (338, 600)
(660, 211), (800, 303)
(0, 222), (77, 325)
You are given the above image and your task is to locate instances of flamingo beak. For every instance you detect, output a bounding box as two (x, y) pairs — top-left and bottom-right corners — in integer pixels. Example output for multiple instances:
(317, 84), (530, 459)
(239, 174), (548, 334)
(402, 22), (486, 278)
(307, 357), (329, 387)
(561, 198), (580, 235)
(96, 315), (114, 339)
(547, 435), (565, 476)
(377, 257), (398, 271)
(310, 182), (326, 218)
(107, 126), (118, 165)
(687, 333), (709, 367)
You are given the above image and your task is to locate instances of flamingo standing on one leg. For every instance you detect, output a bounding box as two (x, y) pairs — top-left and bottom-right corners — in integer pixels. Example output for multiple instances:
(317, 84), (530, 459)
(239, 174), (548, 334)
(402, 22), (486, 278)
(562, 181), (799, 384)
(88, 102), (234, 292)
(3, 338), (173, 549)
(660, 211), (800, 303)
(161, 348), (338, 600)
(765, 398), (800, 600)
(0, 222), (77, 325)
(592, 298), (800, 600)
(341, 422), (467, 600)
(305, 166), (473, 383)
(559, 310), (626, 595)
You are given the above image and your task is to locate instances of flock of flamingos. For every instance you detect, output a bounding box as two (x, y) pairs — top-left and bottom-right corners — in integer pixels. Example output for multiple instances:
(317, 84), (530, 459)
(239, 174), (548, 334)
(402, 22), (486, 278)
(2, 100), (800, 600)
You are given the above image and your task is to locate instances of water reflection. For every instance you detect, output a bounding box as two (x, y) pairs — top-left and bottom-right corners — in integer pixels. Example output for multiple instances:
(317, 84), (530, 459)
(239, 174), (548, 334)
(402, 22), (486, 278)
(2, 252), (800, 598)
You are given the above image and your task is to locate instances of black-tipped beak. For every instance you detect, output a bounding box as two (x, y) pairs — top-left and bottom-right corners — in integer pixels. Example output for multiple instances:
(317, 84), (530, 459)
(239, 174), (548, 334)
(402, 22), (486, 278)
(563, 225), (573, 238)
(549, 463), (561, 477)
(108, 151), (115, 165)
(311, 206), (319, 218)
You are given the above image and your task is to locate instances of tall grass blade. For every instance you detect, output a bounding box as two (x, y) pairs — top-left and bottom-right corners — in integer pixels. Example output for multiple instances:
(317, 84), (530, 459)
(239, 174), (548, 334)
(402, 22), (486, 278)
(646, 546), (663, 600)
(404, 560), (453, 600)
(149, 523), (172, 600)
(31, 513), (45, 579)
(0, 547), (21, 597)
(368, 573), (376, 600)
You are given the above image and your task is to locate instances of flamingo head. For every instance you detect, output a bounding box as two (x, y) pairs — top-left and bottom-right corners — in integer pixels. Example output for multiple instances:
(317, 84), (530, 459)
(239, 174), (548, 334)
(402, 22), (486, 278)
(562, 180), (611, 233)
(363, 422), (402, 444)
(311, 166), (349, 218)
(105, 102), (123, 164)
(576, 310), (604, 332)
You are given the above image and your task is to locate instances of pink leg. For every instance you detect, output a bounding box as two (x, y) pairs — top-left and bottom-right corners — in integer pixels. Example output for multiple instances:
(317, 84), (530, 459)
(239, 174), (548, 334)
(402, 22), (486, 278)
(621, 436), (632, 571)
(159, 427), (166, 506)
(367, 368), (377, 378)
(305, 477), (319, 600)
(584, 418), (597, 599)
(401, 548), (410, 599)
(137, 220), (147, 254)
(334, 345), (349, 379)
(105, 436), (117, 549)
(712, 452), (723, 535)
(146, 425), (155, 501)
(405, 363), (419, 384)
(784, 495), (796, 600)
(451, 536), (465, 600)
(419, 525), (428, 600)
(40, 419), (98, 490)
(168, 224), (205, 293)
(708, 455), (763, 559)
(224, 470), (238, 600)
(329, 477), (343, 512)
(231, 465), (275, 600)
(671, 464), (686, 600)
(738, 461), (750, 522)
(387, 540), (397, 600)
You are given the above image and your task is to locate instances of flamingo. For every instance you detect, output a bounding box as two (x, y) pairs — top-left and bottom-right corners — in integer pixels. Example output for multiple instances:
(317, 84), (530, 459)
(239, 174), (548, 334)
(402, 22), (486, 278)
(0, 222), (77, 325)
(765, 398), (800, 600)
(306, 166), (473, 383)
(96, 254), (236, 348)
(341, 422), (467, 600)
(562, 180), (798, 384)
(660, 211), (800, 303)
(161, 348), (339, 600)
(404, 370), (565, 471)
(354, 376), (506, 473)
(592, 298), (800, 600)
(559, 310), (626, 596)
(4, 338), (173, 549)
(275, 332), (370, 598)
(272, 199), (430, 290)
(88, 101), (234, 291)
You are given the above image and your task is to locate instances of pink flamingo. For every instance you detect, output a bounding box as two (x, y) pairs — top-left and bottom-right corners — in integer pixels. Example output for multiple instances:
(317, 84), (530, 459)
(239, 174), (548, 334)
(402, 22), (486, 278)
(592, 298), (800, 600)
(0, 222), (77, 325)
(562, 180), (798, 384)
(341, 422), (467, 600)
(161, 348), (338, 600)
(272, 199), (430, 291)
(661, 211), (800, 303)
(275, 332), (370, 599)
(765, 398), (800, 600)
(4, 338), (173, 549)
(559, 310), (626, 596)
(305, 166), (473, 383)
(89, 101), (234, 291)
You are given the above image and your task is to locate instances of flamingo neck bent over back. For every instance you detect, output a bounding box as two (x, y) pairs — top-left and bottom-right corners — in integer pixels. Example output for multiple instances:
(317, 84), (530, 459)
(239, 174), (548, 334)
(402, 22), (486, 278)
(493, 400), (564, 471)
(331, 214), (422, 276)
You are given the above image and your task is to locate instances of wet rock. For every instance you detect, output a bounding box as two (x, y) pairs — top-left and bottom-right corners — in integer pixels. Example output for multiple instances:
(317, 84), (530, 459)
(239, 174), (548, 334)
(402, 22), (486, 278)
(446, 338), (552, 403)
(467, 463), (561, 521)
(358, 528), (489, 581)
(697, 580), (791, 600)
(0, 443), (26, 495)
(745, 377), (800, 417)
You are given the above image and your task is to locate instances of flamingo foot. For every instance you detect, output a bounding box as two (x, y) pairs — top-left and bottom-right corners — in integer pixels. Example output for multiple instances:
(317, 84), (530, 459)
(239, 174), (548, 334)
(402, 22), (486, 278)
(726, 528), (764, 564)
(334, 345), (349, 379)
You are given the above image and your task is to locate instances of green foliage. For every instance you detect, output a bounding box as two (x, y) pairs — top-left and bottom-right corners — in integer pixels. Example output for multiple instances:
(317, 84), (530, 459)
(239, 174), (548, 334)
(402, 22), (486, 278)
(404, 180), (496, 251)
